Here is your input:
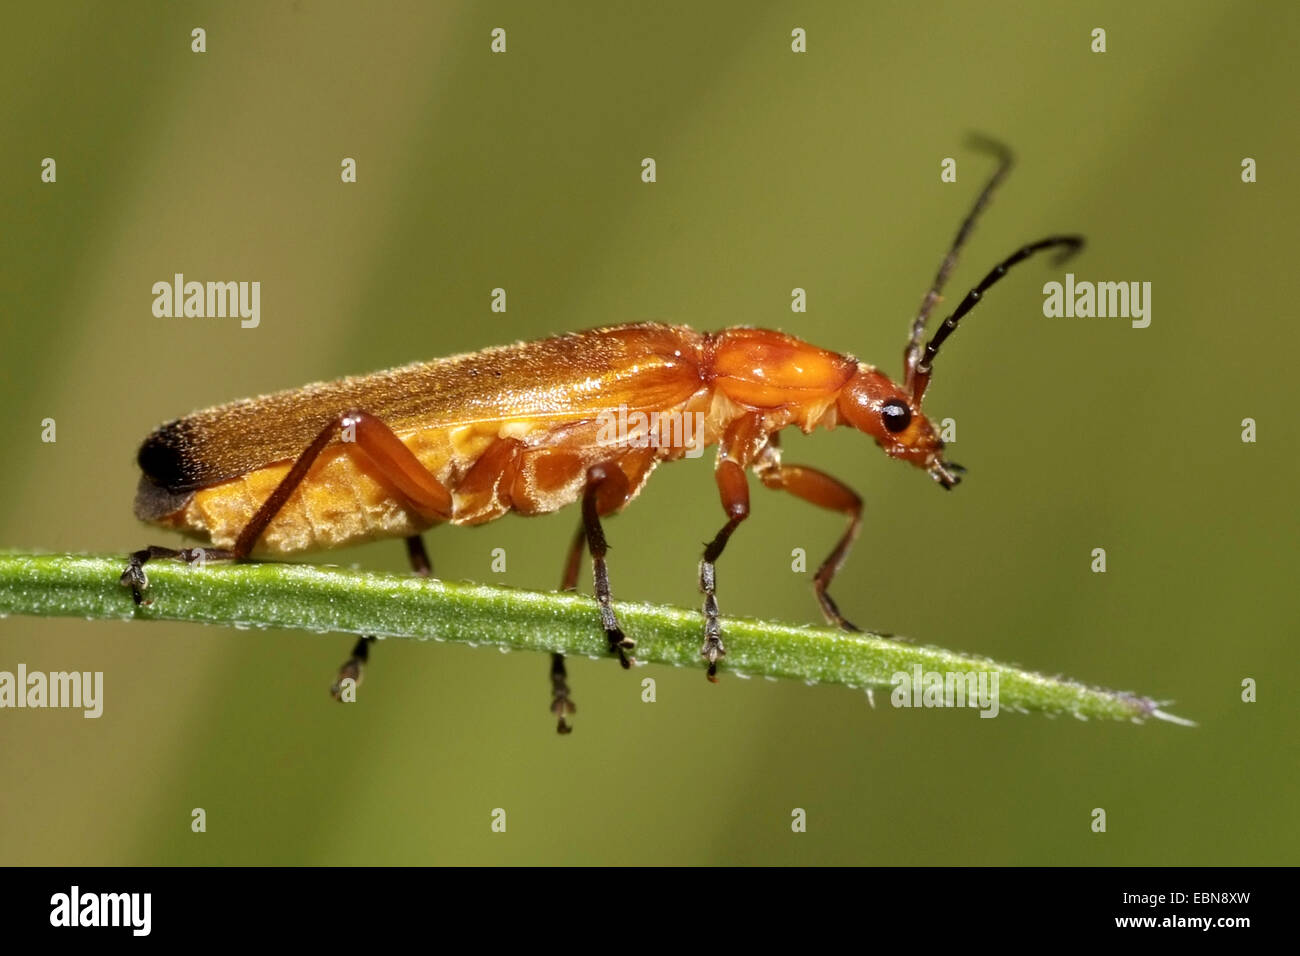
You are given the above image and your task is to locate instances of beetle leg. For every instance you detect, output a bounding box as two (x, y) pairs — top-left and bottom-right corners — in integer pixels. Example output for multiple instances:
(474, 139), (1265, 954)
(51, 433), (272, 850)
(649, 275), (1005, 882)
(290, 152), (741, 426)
(119, 545), (238, 605)
(697, 413), (769, 682)
(581, 463), (635, 668)
(755, 461), (863, 631)
(121, 408), (452, 604)
(330, 533), (432, 700)
(549, 522), (586, 734)
(123, 409), (453, 699)
(404, 530), (433, 576)
(549, 652), (575, 735)
(699, 460), (750, 681)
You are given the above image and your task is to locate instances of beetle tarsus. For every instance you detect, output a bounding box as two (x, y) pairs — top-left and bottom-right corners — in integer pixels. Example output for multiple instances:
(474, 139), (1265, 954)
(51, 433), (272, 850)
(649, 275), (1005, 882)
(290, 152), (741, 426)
(120, 552), (151, 605)
(606, 628), (635, 668)
(702, 636), (726, 683)
(553, 530), (588, 733)
(816, 587), (862, 633)
(553, 708), (575, 734)
(331, 636), (374, 700)
(597, 600), (635, 667)
(550, 652), (576, 733)
(120, 545), (234, 605)
(328, 535), (431, 700)
(700, 563), (727, 681)
(698, 488), (747, 683)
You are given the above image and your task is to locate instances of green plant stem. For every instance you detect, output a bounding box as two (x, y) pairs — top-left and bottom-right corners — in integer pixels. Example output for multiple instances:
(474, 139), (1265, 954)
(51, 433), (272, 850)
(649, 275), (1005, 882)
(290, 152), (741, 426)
(0, 552), (1191, 725)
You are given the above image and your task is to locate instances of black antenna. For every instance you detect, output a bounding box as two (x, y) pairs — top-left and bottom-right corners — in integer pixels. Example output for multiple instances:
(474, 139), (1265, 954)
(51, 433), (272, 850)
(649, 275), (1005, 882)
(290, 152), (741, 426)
(903, 135), (1015, 392)
(910, 235), (1084, 403)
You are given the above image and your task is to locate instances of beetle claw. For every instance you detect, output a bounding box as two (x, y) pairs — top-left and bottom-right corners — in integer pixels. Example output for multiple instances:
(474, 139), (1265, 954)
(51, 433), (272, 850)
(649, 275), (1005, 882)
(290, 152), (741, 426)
(551, 696), (576, 734)
(331, 637), (374, 700)
(330, 658), (364, 700)
(120, 549), (153, 605)
(701, 634), (726, 682)
(120, 568), (147, 605)
(607, 627), (636, 668)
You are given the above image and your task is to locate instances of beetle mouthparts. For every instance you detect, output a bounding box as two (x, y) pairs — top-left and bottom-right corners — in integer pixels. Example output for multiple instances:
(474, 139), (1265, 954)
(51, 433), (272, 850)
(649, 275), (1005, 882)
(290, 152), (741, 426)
(931, 460), (965, 490)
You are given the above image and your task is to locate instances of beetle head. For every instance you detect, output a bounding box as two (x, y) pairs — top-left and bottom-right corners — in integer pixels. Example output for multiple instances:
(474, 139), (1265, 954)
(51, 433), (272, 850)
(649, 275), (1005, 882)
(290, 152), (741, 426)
(837, 365), (964, 489)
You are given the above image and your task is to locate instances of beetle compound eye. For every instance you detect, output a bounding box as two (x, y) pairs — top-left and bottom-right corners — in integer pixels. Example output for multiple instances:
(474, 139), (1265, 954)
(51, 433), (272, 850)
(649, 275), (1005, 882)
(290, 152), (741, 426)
(881, 399), (911, 433)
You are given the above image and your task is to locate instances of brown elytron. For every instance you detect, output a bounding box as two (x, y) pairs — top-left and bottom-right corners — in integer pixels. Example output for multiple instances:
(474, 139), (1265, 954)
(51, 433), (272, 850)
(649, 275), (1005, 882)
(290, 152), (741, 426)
(123, 140), (1082, 731)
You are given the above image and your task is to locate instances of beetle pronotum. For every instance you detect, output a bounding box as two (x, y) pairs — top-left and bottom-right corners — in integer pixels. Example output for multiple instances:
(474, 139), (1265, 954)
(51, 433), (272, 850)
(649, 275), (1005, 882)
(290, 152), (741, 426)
(123, 140), (1081, 733)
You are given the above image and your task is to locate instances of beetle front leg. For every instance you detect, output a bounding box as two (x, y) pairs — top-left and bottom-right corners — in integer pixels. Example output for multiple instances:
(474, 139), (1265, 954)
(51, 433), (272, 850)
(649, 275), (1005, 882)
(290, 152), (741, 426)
(699, 459), (750, 681)
(757, 463), (863, 631)
(580, 463), (636, 668)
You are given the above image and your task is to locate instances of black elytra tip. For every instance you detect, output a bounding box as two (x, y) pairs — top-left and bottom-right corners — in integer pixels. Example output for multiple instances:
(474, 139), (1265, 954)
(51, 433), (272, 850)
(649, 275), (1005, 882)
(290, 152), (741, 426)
(135, 419), (200, 489)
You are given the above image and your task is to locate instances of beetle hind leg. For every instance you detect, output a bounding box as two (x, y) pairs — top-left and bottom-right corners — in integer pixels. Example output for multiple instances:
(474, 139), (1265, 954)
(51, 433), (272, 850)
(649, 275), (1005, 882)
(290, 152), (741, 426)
(330, 533), (431, 700)
(124, 408), (452, 612)
(330, 635), (375, 699)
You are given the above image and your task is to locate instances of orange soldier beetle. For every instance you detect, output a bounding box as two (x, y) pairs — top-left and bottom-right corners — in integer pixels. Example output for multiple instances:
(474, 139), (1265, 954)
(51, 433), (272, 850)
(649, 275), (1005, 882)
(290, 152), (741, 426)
(122, 141), (1081, 733)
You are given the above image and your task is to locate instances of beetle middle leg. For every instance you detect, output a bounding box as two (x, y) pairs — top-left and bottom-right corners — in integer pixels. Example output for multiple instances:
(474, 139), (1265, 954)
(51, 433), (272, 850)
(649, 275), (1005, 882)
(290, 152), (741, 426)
(580, 463), (636, 668)
(696, 413), (771, 681)
(699, 459), (751, 681)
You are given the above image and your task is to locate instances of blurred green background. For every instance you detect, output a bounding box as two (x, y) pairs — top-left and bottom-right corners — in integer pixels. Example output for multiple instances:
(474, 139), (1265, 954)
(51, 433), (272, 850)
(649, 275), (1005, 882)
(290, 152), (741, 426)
(2, 1), (1296, 865)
